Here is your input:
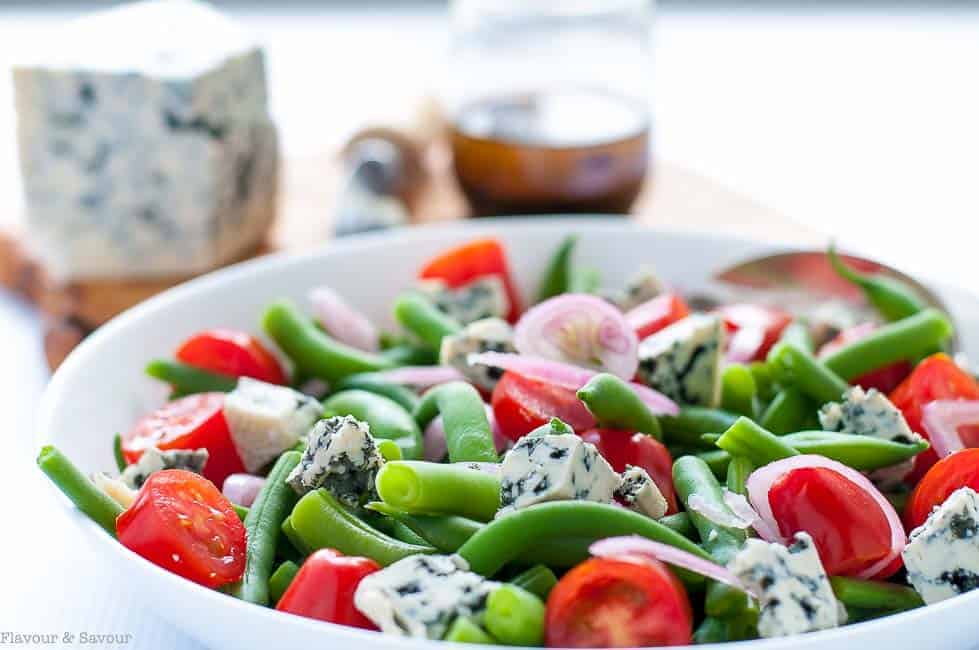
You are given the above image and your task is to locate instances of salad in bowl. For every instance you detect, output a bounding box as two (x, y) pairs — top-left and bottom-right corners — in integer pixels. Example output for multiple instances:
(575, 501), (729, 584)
(37, 232), (979, 647)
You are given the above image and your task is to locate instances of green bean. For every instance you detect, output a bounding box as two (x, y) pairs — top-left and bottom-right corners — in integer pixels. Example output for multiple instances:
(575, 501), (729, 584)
(484, 584), (546, 646)
(659, 511), (696, 538)
(290, 489), (435, 566)
(234, 451), (301, 605)
(379, 344), (439, 367)
(726, 456), (754, 496)
(280, 516), (311, 557)
(375, 461), (501, 521)
(510, 565), (558, 600)
(721, 364), (758, 417)
(366, 502), (482, 552)
(457, 501), (710, 586)
(323, 389), (424, 460)
(377, 440), (403, 462)
(885, 490), (911, 513)
(444, 617), (497, 644)
(568, 266), (601, 294)
(577, 373), (662, 439)
(749, 362), (777, 403)
(830, 576), (924, 612)
(759, 388), (816, 435)
(767, 342), (849, 405)
(692, 617), (728, 644)
(234, 504), (249, 521)
(715, 417), (800, 466)
(263, 300), (394, 383)
(823, 309), (954, 381)
(696, 449), (734, 478)
(828, 244), (928, 322)
(781, 431), (929, 471)
(537, 235), (578, 301)
(660, 407), (740, 448)
(269, 560), (300, 602)
(145, 359), (238, 395)
(38, 445), (124, 537)
(112, 434), (127, 473)
(390, 520), (431, 546)
(333, 372), (420, 412)
(393, 292), (462, 350)
(779, 320), (814, 353)
(413, 382), (497, 463)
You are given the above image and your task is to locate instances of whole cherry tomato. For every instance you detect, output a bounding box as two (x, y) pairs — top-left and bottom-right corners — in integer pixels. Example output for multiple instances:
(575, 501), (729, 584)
(491, 371), (595, 441)
(581, 429), (678, 514)
(276, 549), (380, 629)
(176, 329), (286, 385)
(906, 448), (979, 530)
(418, 238), (522, 322)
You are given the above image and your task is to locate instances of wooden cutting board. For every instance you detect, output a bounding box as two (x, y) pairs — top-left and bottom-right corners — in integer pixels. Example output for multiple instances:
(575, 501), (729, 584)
(0, 135), (822, 370)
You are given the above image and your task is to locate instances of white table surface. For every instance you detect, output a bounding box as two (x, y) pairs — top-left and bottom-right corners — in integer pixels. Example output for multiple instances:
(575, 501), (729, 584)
(3, 4), (979, 647)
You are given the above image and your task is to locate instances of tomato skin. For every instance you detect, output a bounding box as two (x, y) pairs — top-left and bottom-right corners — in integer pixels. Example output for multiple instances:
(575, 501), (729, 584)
(768, 467), (897, 578)
(122, 393), (246, 487)
(581, 429), (678, 514)
(491, 371), (595, 441)
(418, 238), (522, 322)
(545, 556), (692, 648)
(276, 549), (380, 629)
(626, 293), (691, 341)
(176, 329), (286, 385)
(819, 324), (911, 394)
(116, 470), (246, 588)
(890, 354), (979, 483)
(906, 448), (979, 530)
(717, 303), (792, 362)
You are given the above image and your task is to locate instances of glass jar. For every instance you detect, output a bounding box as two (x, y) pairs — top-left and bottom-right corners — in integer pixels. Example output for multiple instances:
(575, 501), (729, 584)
(444, 0), (653, 216)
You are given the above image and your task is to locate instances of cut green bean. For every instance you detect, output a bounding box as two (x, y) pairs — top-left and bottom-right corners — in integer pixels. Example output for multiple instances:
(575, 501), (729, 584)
(112, 434), (127, 473)
(263, 300), (394, 383)
(721, 364), (758, 417)
(726, 456), (754, 496)
(366, 502), (483, 552)
(38, 445), (124, 537)
(444, 617), (497, 644)
(749, 362), (777, 403)
(568, 266), (601, 294)
(333, 372), (420, 412)
(377, 440), (403, 462)
(484, 584), (546, 646)
(830, 576), (924, 612)
(778, 320), (814, 353)
(696, 449), (734, 478)
(375, 461), (501, 521)
(759, 388), (816, 435)
(822, 309), (954, 381)
(390, 520), (431, 547)
(781, 431), (929, 471)
(693, 617), (728, 644)
(828, 244), (928, 322)
(269, 560), (300, 602)
(413, 382), (497, 463)
(145, 359), (238, 395)
(510, 565), (559, 600)
(716, 417), (800, 466)
(767, 342), (850, 405)
(234, 504), (249, 521)
(660, 407), (740, 448)
(537, 235), (578, 301)
(290, 489), (435, 566)
(234, 451), (301, 605)
(379, 344), (439, 367)
(577, 373), (662, 439)
(324, 389), (424, 460)
(658, 512), (696, 539)
(280, 516), (311, 557)
(393, 292), (462, 351)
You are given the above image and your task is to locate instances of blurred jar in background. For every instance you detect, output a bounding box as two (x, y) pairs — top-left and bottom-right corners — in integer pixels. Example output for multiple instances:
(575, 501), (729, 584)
(444, 0), (653, 216)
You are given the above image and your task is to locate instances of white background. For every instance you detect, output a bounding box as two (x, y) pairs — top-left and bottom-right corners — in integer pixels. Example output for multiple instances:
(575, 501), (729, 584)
(1, 3), (978, 647)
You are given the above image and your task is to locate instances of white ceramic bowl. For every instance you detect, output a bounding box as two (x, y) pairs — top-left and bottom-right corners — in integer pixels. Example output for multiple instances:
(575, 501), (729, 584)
(37, 219), (979, 650)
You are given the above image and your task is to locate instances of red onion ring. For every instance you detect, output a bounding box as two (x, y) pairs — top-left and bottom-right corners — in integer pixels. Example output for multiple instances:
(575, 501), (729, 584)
(722, 488), (781, 541)
(372, 366), (466, 390)
(726, 327), (766, 364)
(745, 455), (905, 579)
(424, 404), (507, 461)
(514, 294), (639, 380)
(921, 400), (979, 458)
(222, 473), (266, 507)
(687, 493), (752, 529)
(309, 286), (379, 352)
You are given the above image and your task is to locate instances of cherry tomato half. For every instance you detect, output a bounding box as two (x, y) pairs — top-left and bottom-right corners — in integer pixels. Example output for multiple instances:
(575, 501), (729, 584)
(418, 238), (522, 322)
(276, 549), (380, 629)
(545, 556), (692, 648)
(891, 354), (979, 484)
(819, 323), (911, 394)
(906, 448), (979, 530)
(176, 329), (286, 385)
(768, 467), (896, 578)
(581, 429), (678, 514)
(116, 469), (246, 588)
(717, 303), (792, 362)
(121, 393), (246, 487)
(491, 371), (595, 441)
(625, 293), (690, 341)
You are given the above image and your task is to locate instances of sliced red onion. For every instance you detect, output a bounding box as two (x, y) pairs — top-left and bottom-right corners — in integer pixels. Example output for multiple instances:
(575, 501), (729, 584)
(726, 327), (766, 364)
(372, 366), (466, 390)
(687, 493), (752, 529)
(467, 352), (679, 416)
(514, 294), (639, 380)
(745, 455), (905, 579)
(921, 400), (979, 458)
(589, 536), (756, 597)
(722, 488), (781, 541)
(309, 286), (379, 352)
(222, 473), (266, 507)
(424, 404), (506, 461)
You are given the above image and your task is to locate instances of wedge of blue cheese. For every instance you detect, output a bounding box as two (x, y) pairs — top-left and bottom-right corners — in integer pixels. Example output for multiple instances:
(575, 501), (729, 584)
(286, 415), (384, 506)
(440, 318), (515, 392)
(418, 277), (510, 326)
(615, 465), (668, 519)
(903, 487), (979, 605)
(12, 0), (277, 280)
(728, 532), (844, 638)
(120, 447), (209, 489)
(354, 554), (499, 639)
(636, 314), (724, 407)
(498, 433), (621, 516)
(222, 378), (320, 472)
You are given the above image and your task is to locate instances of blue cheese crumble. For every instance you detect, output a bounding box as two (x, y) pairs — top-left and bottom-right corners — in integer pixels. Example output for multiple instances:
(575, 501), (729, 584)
(418, 277), (510, 326)
(615, 465), (668, 519)
(354, 554), (499, 639)
(728, 532), (844, 638)
(636, 314), (724, 407)
(440, 317), (515, 392)
(498, 434), (621, 516)
(903, 487), (979, 605)
(120, 447), (209, 489)
(819, 387), (918, 444)
(286, 415), (384, 506)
